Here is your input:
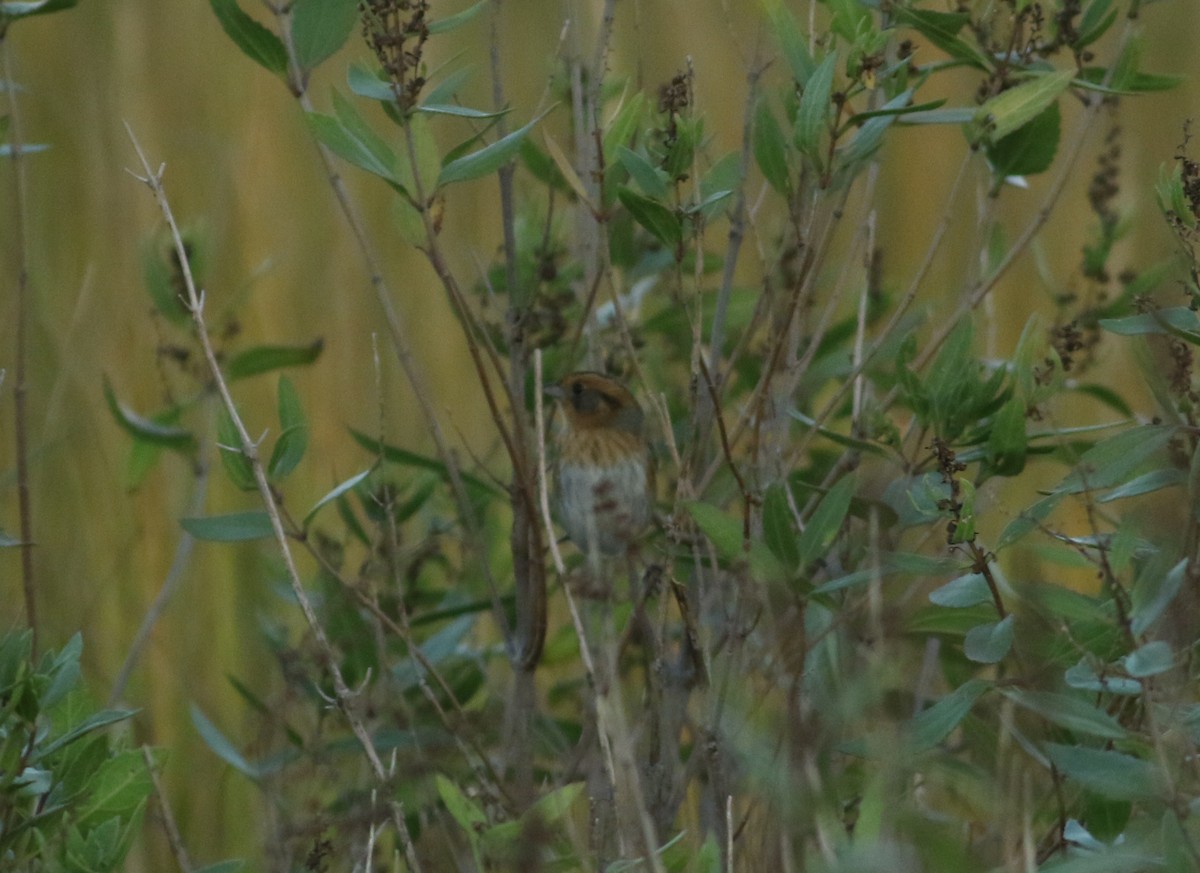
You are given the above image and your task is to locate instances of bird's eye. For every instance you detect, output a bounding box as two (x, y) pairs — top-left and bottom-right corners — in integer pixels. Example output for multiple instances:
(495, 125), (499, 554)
(571, 381), (584, 396)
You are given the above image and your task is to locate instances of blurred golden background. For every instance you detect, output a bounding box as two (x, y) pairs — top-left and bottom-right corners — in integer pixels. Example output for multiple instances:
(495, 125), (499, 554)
(1, 0), (1198, 866)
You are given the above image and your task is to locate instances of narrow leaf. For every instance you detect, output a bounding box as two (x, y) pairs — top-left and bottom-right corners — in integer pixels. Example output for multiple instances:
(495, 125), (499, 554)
(753, 98), (790, 193)
(180, 512), (275, 542)
(1131, 557), (1187, 636)
(1053, 425), (1177, 495)
(438, 108), (550, 186)
(306, 111), (398, 182)
(209, 0), (288, 76)
(794, 474), (855, 570)
(304, 468), (373, 527)
(226, 339), (324, 381)
(976, 70), (1074, 142)
(795, 52), (837, 161)
(190, 705), (263, 779)
(909, 679), (990, 751)
(427, 0), (487, 35)
(1002, 689), (1127, 739)
(762, 482), (799, 570)
(103, 378), (195, 450)
(268, 376), (308, 481)
(617, 186), (681, 247)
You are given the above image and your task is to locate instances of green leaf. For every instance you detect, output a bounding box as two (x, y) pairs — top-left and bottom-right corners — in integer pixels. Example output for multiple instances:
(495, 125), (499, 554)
(896, 107), (976, 126)
(764, 0), (814, 82)
(1043, 743), (1163, 801)
(103, 378), (196, 450)
(838, 90), (921, 166)
(762, 482), (799, 570)
(268, 376), (308, 481)
(1065, 658), (1141, 696)
(306, 110), (398, 183)
(929, 573), (992, 608)
(985, 395), (1028, 475)
(1100, 306), (1200, 340)
(616, 146), (669, 200)
(416, 103), (509, 119)
(1097, 468), (1185, 503)
(347, 63), (396, 102)
(1053, 425), (1177, 495)
(795, 52), (836, 163)
(438, 109), (550, 186)
(217, 409), (256, 491)
(291, 0), (357, 71)
(75, 749), (153, 827)
(997, 492), (1063, 550)
(824, 0), (869, 42)
(1001, 689), (1126, 740)
(303, 468), (373, 528)
(1075, 0), (1118, 49)
(602, 92), (646, 167)
(190, 705), (264, 779)
(427, 0), (487, 35)
(226, 339), (324, 381)
(1123, 640), (1174, 678)
(985, 102), (1061, 180)
(209, 0), (288, 76)
(688, 502), (744, 561)
(975, 70), (1074, 143)
(1131, 557), (1187, 637)
(617, 186), (681, 247)
(753, 98), (790, 194)
(36, 708), (138, 760)
(435, 772), (488, 835)
(909, 679), (991, 751)
(794, 474), (855, 570)
(963, 615), (1013, 663)
(180, 512), (274, 542)
(893, 7), (989, 71)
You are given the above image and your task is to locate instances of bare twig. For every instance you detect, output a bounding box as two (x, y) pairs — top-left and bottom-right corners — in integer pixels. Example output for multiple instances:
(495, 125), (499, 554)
(123, 125), (423, 873)
(142, 746), (192, 873)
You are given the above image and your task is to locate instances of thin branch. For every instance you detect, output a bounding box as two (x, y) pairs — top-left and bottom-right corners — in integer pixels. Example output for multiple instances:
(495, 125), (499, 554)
(142, 745), (192, 873)
(123, 125), (423, 873)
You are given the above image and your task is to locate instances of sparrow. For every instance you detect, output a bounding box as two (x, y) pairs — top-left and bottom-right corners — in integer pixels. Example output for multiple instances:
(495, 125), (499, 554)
(546, 372), (655, 558)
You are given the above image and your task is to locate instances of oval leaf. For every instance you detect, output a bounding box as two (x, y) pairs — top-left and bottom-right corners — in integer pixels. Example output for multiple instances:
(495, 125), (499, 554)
(963, 615), (1013, 663)
(1044, 743), (1162, 801)
(929, 573), (993, 608)
(291, 0), (358, 71)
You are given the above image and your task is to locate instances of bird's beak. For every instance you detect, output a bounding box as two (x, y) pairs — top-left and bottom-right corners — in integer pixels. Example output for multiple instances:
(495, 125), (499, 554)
(543, 382), (564, 400)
